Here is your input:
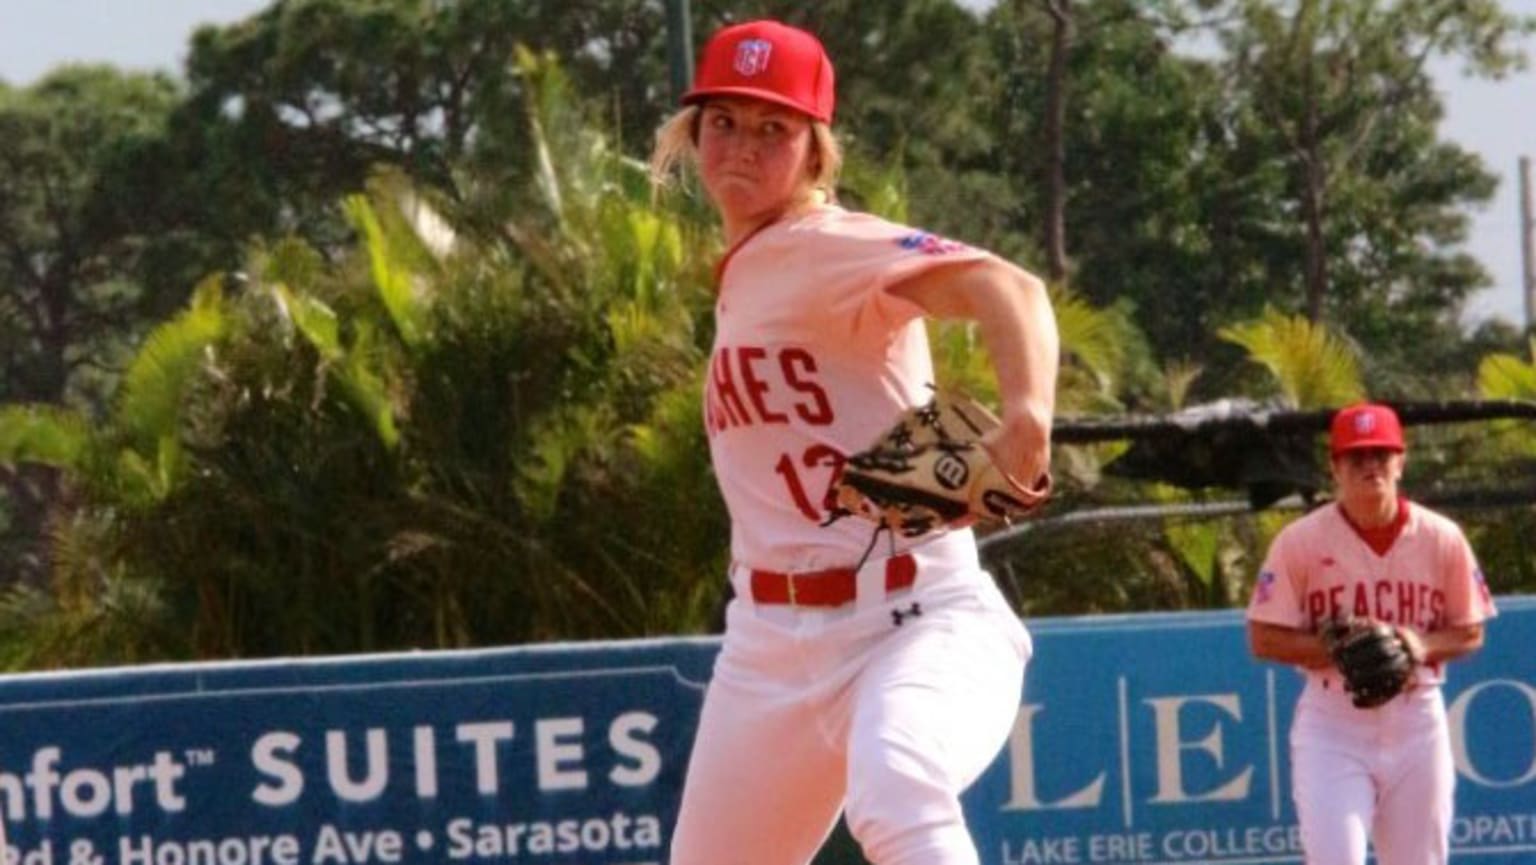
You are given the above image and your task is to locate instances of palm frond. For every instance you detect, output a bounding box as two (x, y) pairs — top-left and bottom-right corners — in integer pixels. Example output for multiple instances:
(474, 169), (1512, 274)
(515, 404), (614, 522)
(839, 151), (909, 223)
(1476, 339), (1536, 455)
(1477, 339), (1536, 400)
(1053, 288), (1133, 396)
(0, 404), (91, 470)
(336, 322), (402, 450)
(116, 277), (227, 450)
(1162, 360), (1205, 410)
(272, 284), (343, 361)
(1218, 307), (1363, 408)
(344, 194), (430, 347)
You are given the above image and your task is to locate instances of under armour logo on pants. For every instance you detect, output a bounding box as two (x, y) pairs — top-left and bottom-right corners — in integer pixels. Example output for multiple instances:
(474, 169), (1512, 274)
(891, 602), (922, 627)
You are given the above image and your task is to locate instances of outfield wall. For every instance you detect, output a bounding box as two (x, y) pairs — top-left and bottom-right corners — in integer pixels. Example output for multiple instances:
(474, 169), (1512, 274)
(1, 597), (1532, 865)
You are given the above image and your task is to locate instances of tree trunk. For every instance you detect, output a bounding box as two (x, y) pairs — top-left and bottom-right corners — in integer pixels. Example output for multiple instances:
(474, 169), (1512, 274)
(1300, 145), (1328, 322)
(1295, 3), (1328, 323)
(1, 465), (61, 588)
(1040, 0), (1073, 285)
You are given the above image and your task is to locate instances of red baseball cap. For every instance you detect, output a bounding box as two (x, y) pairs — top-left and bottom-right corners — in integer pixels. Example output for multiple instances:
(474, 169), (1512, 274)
(1330, 403), (1406, 455)
(683, 20), (836, 124)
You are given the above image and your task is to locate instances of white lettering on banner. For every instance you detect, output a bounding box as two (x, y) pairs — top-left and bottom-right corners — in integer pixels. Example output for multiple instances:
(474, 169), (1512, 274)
(608, 711), (662, 786)
(119, 834), (302, 865)
(411, 726), (437, 798)
(1087, 832), (1154, 861)
(1449, 680), (1536, 787)
(1161, 825), (1303, 858)
(443, 813), (663, 858)
(1003, 826), (1307, 864)
(1451, 813), (1536, 846)
(991, 666), (1536, 863)
(0, 840), (51, 865)
(252, 733), (305, 806)
(59, 769), (110, 817)
(1145, 695), (1252, 804)
(1000, 693), (1256, 816)
(311, 825), (403, 863)
(1000, 680), (1532, 826)
(325, 730), (388, 802)
(455, 721), (516, 795)
(1001, 705), (1107, 811)
(246, 713), (662, 807)
(1000, 836), (1083, 863)
(0, 747), (186, 820)
(535, 719), (588, 791)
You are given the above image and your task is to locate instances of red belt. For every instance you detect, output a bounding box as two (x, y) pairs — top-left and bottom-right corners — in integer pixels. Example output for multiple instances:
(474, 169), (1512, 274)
(749, 554), (917, 607)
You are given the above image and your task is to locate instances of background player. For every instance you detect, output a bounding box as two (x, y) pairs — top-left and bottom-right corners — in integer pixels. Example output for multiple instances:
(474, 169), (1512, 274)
(648, 18), (1058, 865)
(1246, 402), (1496, 865)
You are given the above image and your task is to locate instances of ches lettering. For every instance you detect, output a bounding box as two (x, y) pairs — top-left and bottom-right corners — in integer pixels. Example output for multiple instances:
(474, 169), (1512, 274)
(706, 345), (833, 435)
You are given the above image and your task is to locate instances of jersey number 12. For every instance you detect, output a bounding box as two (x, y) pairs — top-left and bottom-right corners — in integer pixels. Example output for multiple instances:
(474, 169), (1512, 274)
(774, 445), (846, 522)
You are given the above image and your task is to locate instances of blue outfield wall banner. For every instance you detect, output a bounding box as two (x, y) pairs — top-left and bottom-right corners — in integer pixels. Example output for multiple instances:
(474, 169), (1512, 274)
(1, 598), (1533, 865)
(973, 595), (1536, 865)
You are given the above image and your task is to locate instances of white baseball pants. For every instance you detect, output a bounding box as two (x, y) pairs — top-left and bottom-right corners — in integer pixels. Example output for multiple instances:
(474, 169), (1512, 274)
(670, 563), (1029, 865)
(1290, 682), (1454, 865)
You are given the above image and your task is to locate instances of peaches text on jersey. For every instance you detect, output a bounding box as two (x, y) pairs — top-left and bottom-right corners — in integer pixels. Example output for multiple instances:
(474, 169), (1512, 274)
(1306, 581), (1446, 631)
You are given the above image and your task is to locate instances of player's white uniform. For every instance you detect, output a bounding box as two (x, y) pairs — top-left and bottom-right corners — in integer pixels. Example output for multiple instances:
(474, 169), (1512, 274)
(669, 206), (1031, 865)
(1246, 500), (1497, 865)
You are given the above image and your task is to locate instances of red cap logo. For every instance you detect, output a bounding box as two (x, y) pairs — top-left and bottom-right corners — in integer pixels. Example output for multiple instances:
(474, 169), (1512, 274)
(1330, 403), (1405, 455)
(733, 39), (773, 76)
(683, 20), (836, 123)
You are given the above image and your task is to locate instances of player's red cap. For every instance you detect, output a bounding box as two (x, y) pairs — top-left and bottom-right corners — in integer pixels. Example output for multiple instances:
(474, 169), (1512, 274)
(682, 20), (836, 124)
(1330, 403), (1406, 455)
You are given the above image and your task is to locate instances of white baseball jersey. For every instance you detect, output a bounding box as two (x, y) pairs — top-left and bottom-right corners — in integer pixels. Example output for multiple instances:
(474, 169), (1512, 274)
(1246, 500), (1497, 687)
(1249, 501), (1495, 865)
(674, 205), (1032, 865)
(704, 204), (992, 575)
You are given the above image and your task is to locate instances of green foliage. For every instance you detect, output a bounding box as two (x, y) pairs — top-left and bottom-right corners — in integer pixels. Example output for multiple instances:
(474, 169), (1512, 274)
(3, 0), (1534, 667)
(344, 195), (431, 349)
(0, 52), (730, 662)
(1478, 339), (1536, 401)
(116, 280), (228, 469)
(1160, 360), (1206, 411)
(0, 514), (178, 669)
(0, 406), (90, 471)
(1475, 339), (1536, 461)
(929, 284), (1150, 417)
(838, 152), (910, 225)
(1219, 306), (1364, 407)
(1213, 0), (1523, 376)
(983, 1), (1244, 352)
(0, 66), (185, 407)
(0, 65), (204, 586)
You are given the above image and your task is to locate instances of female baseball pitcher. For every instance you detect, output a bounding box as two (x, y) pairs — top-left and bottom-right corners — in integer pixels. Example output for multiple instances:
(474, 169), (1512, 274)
(1247, 403), (1496, 865)
(648, 19), (1059, 865)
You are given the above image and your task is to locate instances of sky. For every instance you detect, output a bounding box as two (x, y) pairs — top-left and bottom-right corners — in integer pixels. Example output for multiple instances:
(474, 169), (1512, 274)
(0, 0), (1531, 329)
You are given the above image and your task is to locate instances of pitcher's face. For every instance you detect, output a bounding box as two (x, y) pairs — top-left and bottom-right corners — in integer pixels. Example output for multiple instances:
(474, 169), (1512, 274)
(696, 97), (817, 226)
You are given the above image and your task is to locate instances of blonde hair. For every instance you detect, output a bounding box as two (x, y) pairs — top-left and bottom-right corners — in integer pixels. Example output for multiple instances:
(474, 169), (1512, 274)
(648, 105), (843, 203)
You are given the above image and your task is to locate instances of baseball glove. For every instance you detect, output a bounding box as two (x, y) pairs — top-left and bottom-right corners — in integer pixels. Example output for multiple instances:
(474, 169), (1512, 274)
(833, 394), (1050, 538)
(1320, 617), (1418, 709)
